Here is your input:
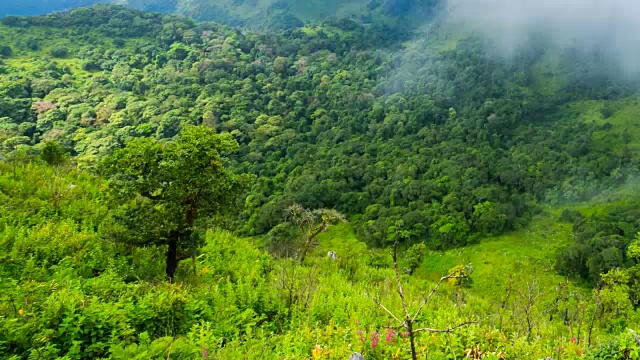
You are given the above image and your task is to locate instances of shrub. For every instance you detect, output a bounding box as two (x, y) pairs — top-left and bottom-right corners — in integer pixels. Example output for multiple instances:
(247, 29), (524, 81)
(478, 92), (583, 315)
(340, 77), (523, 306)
(50, 47), (69, 58)
(0, 45), (13, 57)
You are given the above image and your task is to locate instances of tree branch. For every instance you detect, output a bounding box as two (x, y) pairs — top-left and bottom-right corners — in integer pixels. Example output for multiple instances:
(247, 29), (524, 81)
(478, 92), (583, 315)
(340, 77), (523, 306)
(412, 274), (466, 322)
(308, 219), (327, 244)
(371, 295), (404, 325)
(392, 238), (410, 319)
(413, 321), (477, 334)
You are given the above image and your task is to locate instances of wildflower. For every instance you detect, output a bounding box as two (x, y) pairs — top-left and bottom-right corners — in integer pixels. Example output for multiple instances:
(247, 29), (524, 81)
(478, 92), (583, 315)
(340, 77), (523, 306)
(312, 345), (322, 359)
(385, 328), (397, 344)
(401, 331), (410, 338)
(370, 331), (380, 350)
(570, 337), (576, 343)
(202, 347), (209, 359)
(18, 309), (24, 316)
(356, 319), (360, 325)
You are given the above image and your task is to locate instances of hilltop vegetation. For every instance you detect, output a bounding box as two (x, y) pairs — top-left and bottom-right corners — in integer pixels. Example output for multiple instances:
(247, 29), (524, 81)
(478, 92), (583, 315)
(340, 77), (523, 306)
(2, 4), (640, 359)
(0, 0), (438, 30)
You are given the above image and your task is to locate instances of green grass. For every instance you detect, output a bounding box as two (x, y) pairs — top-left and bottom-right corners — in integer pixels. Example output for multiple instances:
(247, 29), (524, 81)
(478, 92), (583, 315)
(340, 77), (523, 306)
(423, 213), (576, 298)
(562, 96), (640, 159)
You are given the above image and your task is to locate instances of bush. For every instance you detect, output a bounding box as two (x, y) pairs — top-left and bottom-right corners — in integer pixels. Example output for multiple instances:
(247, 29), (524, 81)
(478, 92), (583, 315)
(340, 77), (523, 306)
(586, 330), (640, 360)
(50, 47), (69, 58)
(25, 38), (39, 51)
(0, 45), (13, 57)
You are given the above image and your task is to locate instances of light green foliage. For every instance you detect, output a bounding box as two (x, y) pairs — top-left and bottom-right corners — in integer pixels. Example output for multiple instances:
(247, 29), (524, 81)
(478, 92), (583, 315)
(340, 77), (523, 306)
(0, 160), (638, 359)
(405, 242), (426, 274)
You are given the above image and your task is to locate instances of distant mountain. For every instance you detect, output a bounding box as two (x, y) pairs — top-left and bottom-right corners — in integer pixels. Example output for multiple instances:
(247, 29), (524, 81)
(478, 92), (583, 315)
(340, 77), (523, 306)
(0, 0), (112, 17)
(166, 0), (441, 30)
(0, 0), (440, 30)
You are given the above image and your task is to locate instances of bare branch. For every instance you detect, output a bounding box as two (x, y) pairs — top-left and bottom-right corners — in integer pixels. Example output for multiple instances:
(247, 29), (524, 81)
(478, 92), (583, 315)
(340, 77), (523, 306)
(370, 295), (404, 325)
(412, 274), (467, 322)
(392, 238), (410, 319)
(413, 321), (477, 334)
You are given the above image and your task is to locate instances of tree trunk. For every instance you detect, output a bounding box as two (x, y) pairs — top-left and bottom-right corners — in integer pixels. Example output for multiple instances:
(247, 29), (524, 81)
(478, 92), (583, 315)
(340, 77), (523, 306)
(166, 238), (178, 281)
(407, 319), (417, 360)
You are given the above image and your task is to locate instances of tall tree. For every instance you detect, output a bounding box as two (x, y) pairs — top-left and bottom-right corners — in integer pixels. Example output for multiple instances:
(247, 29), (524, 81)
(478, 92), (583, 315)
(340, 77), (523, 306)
(99, 125), (251, 280)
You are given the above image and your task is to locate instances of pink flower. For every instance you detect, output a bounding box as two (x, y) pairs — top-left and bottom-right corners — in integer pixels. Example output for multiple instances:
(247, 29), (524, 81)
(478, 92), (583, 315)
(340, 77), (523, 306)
(385, 329), (397, 344)
(401, 331), (410, 338)
(570, 337), (576, 343)
(32, 101), (56, 114)
(356, 319), (360, 325)
(370, 331), (380, 350)
(202, 347), (209, 359)
(357, 329), (364, 335)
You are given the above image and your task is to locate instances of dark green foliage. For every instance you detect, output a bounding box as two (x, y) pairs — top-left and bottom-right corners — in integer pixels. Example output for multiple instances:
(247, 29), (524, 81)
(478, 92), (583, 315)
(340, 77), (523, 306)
(557, 205), (640, 282)
(25, 38), (39, 50)
(2, 3), (640, 360)
(49, 47), (69, 58)
(0, 45), (12, 57)
(39, 141), (67, 166)
(559, 209), (583, 223)
(601, 106), (615, 119)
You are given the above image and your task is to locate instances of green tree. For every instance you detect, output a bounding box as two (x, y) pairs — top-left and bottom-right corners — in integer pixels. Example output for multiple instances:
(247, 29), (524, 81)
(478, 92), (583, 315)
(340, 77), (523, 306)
(405, 242), (426, 275)
(99, 125), (251, 280)
(39, 140), (67, 166)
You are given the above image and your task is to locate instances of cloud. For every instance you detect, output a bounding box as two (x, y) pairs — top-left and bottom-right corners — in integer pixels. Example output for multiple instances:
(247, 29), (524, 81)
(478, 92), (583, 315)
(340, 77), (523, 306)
(444, 0), (640, 73)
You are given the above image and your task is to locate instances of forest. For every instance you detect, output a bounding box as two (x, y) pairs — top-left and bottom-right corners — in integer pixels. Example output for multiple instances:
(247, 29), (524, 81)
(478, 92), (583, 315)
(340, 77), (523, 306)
(2, 3), (640, 359)
(0, 0), (436, 30)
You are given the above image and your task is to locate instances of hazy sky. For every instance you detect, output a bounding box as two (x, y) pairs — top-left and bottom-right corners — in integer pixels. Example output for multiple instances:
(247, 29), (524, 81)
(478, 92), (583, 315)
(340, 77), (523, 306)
(445, 0), (640, 72)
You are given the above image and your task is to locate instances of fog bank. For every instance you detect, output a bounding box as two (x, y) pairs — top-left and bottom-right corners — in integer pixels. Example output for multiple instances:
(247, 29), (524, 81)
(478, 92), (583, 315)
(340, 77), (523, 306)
(445, 0), (640, 73)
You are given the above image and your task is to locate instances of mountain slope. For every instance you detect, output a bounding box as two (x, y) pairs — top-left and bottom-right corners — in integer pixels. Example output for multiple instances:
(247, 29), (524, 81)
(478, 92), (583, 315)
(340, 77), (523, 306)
(1, 5), (637, 248)
(0, 0), (439, 30)
(2, 5), (640, 359)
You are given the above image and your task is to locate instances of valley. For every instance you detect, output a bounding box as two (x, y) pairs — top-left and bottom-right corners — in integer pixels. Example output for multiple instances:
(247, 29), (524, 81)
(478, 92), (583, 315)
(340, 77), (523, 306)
(1, 3), (640, 359)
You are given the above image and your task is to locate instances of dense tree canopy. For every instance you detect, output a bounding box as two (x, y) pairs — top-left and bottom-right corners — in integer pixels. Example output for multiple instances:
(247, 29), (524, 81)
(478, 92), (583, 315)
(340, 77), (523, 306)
(0, 5), (637, 251)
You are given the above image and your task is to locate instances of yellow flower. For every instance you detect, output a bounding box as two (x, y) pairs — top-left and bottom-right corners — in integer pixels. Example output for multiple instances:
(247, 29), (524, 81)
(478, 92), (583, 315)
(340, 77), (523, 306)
(18, 309), (24, 316)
